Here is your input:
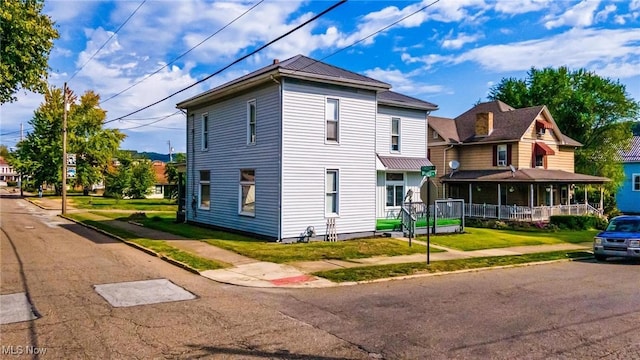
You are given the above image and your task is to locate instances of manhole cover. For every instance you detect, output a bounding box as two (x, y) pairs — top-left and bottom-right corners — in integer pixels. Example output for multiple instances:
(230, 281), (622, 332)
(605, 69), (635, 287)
(94, 279), (195, 307)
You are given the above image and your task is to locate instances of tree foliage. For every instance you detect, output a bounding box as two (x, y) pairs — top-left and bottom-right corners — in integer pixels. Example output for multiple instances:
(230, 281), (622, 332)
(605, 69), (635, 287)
(0, 0), (59, 103)
(488, 67), (640, 191)
(10, 86), (125, 194)
(105, 152), (155, 199)
(163, 153), (185, 199)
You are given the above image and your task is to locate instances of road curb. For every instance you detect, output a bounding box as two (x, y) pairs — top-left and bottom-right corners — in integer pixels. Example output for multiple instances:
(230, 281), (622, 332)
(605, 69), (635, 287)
(60, 214), (201, 275)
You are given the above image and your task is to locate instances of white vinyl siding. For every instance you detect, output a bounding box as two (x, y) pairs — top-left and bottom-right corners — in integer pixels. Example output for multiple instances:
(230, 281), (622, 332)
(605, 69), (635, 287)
(247, 99), (256, 144)
(201, 113), (209, 150)
(281, 79), (377, 238)
(185, 83), (280, 238)
(376, 105), (426, 158)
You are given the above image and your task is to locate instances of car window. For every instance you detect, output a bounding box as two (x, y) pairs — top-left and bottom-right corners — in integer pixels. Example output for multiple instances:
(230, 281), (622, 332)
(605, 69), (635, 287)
(606, 219), (640, 232)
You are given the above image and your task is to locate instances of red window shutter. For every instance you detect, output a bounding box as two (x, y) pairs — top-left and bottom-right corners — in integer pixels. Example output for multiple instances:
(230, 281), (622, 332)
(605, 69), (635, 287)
(492, 145), (497, 166)
(507, 144), (512, 165)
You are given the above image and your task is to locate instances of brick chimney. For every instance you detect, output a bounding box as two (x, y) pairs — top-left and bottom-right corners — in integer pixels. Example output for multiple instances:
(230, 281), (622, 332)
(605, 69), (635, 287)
(273, 59), (279, 64)
(475, 112), (493, 137)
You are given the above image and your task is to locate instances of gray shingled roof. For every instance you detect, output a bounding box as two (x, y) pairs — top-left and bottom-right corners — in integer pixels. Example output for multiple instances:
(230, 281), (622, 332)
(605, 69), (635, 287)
(378, 90), (438, 111)
(377, 155), (433, 171)
(177, 55), (391, 107)
(441, 169), (609, 184)
(620, 136), (640, 162)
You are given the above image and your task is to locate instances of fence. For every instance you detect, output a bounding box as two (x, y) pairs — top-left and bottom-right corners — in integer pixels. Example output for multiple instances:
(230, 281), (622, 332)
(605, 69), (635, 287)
(465, 203), (601, 222)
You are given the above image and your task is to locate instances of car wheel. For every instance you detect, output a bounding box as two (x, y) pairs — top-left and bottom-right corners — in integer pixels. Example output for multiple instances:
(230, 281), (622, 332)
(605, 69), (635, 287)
(594, 254), (607, 262)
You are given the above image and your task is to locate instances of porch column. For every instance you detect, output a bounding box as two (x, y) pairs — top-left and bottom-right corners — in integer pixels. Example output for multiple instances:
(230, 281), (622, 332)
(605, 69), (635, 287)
(530, 184), (534, 208)
(584, 185), (588, 206)
(497, 183), (502, 219)
(599, 185), (604, 210)
(549, 185), (554, 206)
(468, 183), (472, 204)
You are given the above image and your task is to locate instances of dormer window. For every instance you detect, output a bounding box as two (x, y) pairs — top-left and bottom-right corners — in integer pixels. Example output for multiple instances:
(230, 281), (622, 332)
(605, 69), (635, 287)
(536, 119), (552, 138)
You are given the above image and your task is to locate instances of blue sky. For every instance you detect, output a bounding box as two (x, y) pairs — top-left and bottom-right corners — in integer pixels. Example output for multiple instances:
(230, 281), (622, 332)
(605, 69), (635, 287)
(2, 0), (639, 154)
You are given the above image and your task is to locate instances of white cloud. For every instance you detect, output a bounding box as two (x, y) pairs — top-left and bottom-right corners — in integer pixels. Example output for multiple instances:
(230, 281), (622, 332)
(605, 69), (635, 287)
(544, 0), (601, 29)
(494, 0), (552, 15)
(452, 28), (640, 77)
(363, 67), (445, 95)
(631, 0), (640, 11)
(441, 31), (482, 49)
(401, 53), (455, 69)
(595, 4), (616, 23)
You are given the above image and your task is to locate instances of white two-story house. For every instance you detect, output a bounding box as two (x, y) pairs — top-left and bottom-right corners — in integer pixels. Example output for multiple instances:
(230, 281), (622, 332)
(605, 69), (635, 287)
(176, 55), (437, 241)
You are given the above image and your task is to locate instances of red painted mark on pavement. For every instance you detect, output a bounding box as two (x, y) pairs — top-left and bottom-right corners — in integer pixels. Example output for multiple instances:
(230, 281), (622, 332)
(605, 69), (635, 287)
(269, 275), (314, 285)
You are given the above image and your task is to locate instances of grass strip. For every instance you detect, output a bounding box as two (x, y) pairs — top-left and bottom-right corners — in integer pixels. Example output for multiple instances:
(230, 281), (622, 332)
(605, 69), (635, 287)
(424, 227), (598, 251)
(312, 250), (592, 283)
(66, 213), (226, 271)
(69, 196), (177, 211)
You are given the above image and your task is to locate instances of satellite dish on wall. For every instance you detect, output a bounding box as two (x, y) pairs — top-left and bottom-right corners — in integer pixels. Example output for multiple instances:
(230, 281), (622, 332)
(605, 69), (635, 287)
(448, 160), (460, 170)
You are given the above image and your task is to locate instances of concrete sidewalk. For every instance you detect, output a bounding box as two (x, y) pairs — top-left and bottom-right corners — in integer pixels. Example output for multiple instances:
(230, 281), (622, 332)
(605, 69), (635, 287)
(20, 193), (591, 289)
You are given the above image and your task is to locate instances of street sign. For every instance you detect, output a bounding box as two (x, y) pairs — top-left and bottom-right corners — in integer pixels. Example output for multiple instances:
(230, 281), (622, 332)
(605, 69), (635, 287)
(67, 153), (76, 166)
(67, 167), (76, 178)
(421, 165), (436, 177)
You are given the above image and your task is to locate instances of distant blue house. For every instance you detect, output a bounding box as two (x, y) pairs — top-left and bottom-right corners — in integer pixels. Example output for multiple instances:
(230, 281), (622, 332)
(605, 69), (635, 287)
(617, 136), (640, 214)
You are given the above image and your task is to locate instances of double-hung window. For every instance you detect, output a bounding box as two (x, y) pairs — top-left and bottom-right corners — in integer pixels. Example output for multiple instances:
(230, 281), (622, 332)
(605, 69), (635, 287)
(326, 170), (339, 215)
(326, 98), (339, 142)
(199, 170), (210, 209)
(391, 117), (400, 152)
(201, 114), (209, 150)
(497, 144), (507, 166)
(386, 173), (404, 207)
(247, 100), (256, 144)
(239, 169), (255, 216)
(634, 174), (640, 191)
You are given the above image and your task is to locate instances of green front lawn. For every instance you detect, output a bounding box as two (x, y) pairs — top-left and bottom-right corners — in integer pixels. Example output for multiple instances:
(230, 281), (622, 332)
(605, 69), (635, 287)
(376, 218), (461, 231)
(425, 227), (598, 251)
(70, 196), (177, 211)
(89, 212), (442, 263)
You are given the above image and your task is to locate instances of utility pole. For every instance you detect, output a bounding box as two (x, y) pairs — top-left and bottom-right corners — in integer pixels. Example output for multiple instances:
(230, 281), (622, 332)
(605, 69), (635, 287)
(19, 123), (23, 196)
(167, 140), (173, 162)
(62, 82), (68, 215)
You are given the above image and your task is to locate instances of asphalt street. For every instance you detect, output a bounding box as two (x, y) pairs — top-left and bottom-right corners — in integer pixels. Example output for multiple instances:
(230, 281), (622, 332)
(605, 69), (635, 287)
(1, 193), (638, 359)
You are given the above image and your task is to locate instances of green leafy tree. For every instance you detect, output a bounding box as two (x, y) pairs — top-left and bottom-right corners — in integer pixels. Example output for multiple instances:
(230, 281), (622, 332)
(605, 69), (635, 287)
(0, 145), (10, 158)
(104, 152), (132, 199)
(164, 153), (185, 199)
(11, 86), (125, 194)
(126, 160), (155, 199)
(488, 67), (640, 192)
(632, 122), (640, 136)
(0, 0), (59, 103)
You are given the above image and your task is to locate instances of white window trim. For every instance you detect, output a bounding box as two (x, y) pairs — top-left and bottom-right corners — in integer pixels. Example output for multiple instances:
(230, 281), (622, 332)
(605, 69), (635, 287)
(633, 173), (640, 192)
(239, 169), (256, 217)
(199, 170), (210, 210)
(325, 168), (339, 217)
(325, 98), (340, 144)
(247, 99), (256, 145)
(391, 117), (401, 153)
(201, 113), (209, 151)
(385, 172), (405, 208)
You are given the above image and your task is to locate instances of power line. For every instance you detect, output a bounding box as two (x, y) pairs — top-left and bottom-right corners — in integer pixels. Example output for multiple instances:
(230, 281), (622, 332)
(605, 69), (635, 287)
(67, 0), (147, 83)
(101, 0), (264, 105)
(104, 0), (347, 125)
(118, 111), (182, 130)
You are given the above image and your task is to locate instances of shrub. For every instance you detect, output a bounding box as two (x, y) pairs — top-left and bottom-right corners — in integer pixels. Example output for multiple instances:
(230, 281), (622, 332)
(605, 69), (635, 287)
(128, 212), (147, 221)
(549, 215), (604, 230)
(7, 181), (18, 187)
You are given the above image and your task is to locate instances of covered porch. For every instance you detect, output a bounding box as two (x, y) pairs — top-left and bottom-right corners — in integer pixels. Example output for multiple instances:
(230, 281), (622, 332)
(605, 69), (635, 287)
(441, 168), (609, 221)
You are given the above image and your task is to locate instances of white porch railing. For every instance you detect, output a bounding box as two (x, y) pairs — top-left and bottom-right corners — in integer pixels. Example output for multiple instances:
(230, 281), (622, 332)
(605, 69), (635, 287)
(465, 203), (602, 221)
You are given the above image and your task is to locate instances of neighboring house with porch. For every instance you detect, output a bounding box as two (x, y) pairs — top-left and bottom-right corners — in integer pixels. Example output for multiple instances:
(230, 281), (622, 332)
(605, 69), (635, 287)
(176, 54), (437, 241)
(616, 136), (640, 214)
(428, 100), (609, 221)
(0, 156), (19, 184)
